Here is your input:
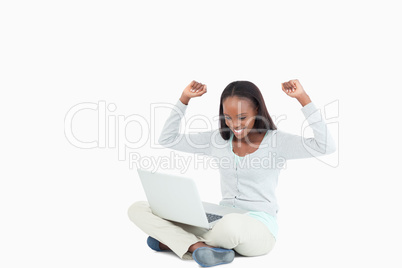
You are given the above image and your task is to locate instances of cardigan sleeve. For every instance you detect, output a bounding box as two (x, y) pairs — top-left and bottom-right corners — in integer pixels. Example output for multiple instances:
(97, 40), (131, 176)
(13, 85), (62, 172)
(157, 99), (215, 156)
(273, 102), (337, 160)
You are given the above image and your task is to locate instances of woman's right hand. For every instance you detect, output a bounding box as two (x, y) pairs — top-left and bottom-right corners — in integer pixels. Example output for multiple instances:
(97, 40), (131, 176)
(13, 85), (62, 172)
(182, 80), (207, 100)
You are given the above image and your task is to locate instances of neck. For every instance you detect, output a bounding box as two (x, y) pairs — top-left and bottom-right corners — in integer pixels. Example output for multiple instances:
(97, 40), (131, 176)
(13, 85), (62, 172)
(233, 131), (264, 144)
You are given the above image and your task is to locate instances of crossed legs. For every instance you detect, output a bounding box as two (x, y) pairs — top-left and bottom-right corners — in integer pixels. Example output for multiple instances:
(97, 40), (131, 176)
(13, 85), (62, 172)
(127, 201), (276, 259)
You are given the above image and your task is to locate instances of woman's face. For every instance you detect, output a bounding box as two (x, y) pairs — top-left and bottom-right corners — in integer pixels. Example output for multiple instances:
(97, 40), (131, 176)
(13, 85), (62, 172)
(222, 96), (258, 140)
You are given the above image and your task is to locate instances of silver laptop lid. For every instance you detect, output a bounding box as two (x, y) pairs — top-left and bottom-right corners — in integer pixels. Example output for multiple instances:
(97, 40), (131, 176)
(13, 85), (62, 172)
(137, 168), (210, 229)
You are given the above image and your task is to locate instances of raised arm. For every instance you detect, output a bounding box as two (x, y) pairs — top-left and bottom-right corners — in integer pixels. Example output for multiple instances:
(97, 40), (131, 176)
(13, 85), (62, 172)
(158, 80), (215, 155)
(274, 79), (337, 160)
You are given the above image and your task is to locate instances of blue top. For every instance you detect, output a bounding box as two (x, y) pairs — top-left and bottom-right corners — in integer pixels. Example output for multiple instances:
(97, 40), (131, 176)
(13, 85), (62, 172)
(230, 132), (279, 240)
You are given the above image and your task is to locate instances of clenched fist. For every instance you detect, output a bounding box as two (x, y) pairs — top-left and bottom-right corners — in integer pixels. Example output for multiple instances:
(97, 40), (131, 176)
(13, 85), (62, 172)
(281, 79), (311, 106)
(281, 79), (306, 98)
(180, 80), (207, 105)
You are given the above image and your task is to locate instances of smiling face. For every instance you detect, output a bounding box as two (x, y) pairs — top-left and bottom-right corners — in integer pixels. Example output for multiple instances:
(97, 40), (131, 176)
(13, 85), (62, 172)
(222, 96), (259, 141)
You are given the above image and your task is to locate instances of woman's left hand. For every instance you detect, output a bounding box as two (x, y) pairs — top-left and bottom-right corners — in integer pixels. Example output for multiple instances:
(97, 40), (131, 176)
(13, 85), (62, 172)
(281, 79), (307, 99)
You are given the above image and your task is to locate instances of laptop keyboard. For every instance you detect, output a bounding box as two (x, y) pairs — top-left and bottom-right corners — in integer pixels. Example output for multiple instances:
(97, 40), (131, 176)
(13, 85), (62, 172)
(206, 213), (223, 223)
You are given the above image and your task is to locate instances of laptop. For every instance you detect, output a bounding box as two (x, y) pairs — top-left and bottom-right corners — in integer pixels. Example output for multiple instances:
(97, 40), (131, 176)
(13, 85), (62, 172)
(137, 168), (248, 230)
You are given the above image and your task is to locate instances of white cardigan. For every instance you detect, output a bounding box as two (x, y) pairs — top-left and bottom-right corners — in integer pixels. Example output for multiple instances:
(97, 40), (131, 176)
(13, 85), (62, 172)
(158, 98), (336, 239)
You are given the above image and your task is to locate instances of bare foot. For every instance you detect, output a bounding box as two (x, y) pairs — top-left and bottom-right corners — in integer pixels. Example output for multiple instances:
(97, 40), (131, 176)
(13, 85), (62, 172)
(159, 241), (213, 252)
(159, 242), (170, 251)
(188, 242), (214, 253)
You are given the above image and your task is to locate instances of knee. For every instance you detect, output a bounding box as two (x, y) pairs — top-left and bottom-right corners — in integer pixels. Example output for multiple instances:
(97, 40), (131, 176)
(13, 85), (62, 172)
(237, 240), (275, 257)
(127, 201), (150, 224)
(213, 213), (244, 239)
(212, 213), (276, 257)
(238, 229), (276, 257)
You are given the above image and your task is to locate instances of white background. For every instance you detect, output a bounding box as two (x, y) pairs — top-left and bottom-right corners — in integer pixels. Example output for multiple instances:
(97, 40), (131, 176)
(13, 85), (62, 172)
(1, 0), (401, 267)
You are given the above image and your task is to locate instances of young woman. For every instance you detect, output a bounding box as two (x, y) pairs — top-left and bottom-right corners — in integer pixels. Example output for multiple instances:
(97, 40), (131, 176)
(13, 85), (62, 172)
(128, 79), (336, 267)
